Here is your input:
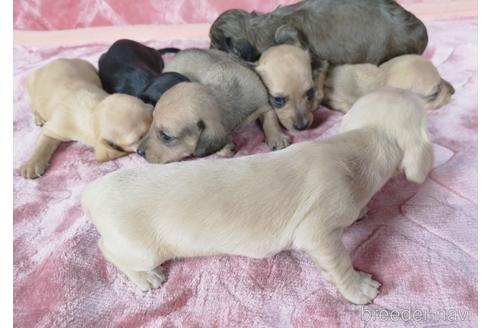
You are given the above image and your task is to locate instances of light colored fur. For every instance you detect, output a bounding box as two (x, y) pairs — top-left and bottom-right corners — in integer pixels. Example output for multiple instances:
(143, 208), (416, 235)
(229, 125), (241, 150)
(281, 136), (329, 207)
(324, 54), (455, 113)
(19, 58), (153, 179)
(255, 44), (328, 131)
(82, 87), (433, 304)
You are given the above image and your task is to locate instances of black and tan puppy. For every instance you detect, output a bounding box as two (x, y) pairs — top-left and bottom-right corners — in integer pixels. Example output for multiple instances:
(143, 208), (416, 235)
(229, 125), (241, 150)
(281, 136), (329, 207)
(137, 48), (288, 164)
(98, 39), (190, 105)
(210, 0), (428, 64)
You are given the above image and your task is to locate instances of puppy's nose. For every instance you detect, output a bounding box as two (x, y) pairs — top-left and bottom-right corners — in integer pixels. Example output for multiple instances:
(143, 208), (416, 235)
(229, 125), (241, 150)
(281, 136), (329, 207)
(443, 79), (455, 95)
(136, 147), (146, 158)
(294, 120), (310, 131)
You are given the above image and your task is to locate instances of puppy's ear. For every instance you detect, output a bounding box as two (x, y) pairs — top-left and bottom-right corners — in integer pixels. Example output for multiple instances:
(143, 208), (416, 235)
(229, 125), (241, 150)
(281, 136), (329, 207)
(193, 120), (228, 157)
(226, 37), (260, 62)
(94, 139), (127, 162)
(140, 74), (190, 106)
(274, 24), (308, 49)
(400, 132), (434, 184)
(312, 58), (329, 77)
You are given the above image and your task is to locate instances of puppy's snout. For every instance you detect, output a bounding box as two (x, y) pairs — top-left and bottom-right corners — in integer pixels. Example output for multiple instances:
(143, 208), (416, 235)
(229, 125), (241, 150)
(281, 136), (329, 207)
(294, 116), (311, 131)
(443, 79), (455, 95)
(136, 146), (146, 158)
(294, 121), (309, 131)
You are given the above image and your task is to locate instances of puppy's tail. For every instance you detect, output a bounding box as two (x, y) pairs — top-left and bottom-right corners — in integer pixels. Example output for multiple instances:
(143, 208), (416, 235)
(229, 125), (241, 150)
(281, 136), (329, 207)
(157, 47), (181, 55)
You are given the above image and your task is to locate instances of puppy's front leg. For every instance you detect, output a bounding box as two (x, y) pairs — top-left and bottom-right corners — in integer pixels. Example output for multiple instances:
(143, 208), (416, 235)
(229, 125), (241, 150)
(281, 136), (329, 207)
(260, 110), (291, 150)
(301, 229), (380, 304)
(19, 132), (61, 179)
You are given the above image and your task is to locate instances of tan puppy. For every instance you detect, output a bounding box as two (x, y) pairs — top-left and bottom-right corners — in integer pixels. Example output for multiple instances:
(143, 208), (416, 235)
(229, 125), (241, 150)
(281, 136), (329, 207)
(19, 59), (153, 179)
(137, 48), (283, 164)
(324, 54), (455, 113)
(82, 87), (433, 304)
(255, 44), (328, 131)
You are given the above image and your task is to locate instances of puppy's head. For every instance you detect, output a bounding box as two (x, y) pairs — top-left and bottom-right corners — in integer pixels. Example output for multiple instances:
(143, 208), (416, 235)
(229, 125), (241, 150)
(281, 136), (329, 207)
(209, 9), (260, 62)
(255, 44), (318, 131)
(137, 82), (228, 164)
(93, 94), (153, 162)
(139, 72), (191, 106)
(380, 55), (455, 110)
(340, 88), (434, 184)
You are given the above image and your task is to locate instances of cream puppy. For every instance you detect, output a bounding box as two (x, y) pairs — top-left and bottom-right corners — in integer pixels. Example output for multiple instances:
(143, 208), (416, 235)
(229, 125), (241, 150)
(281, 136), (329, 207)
(82, 87), (433, 304)
(19, 59), (153, 179)
(324, 54), (455, 113)
(255, 44), (328, 132)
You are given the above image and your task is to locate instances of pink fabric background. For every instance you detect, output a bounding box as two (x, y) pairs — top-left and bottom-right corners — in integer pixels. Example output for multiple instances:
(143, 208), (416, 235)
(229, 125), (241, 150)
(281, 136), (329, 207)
(14, 0), (477, 30)
(13, 1), (477, 327)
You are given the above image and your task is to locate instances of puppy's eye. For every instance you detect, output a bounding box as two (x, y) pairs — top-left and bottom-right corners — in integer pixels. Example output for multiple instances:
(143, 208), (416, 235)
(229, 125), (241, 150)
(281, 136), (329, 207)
(104, 140), (125, 152)
(270, 96), (286, 108)
(426, 85), (441, 101)
(159, 130), (174, 143)
(305, 88), (315, 100)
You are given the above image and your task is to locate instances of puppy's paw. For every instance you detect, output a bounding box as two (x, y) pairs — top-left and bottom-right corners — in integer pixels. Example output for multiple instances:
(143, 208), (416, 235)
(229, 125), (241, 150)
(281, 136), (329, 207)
(339, 271), (380, 305)
(131, 267), (167, 291)
(19, 160), (49, 179)
(266, 132), (291, 151)
(216, 143), (236, 158)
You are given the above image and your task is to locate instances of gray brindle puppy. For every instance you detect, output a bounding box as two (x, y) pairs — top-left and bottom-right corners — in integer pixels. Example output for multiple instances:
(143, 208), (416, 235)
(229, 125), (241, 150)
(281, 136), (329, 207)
(209, 0), (428, 64)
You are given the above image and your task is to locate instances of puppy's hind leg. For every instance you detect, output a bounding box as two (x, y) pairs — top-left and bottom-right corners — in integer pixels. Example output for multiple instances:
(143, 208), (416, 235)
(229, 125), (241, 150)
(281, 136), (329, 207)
(260, 110), (291, 150)
(19, 131), (62, 179)
(295, 227), (380, 304)
(97, 239), (168, 291)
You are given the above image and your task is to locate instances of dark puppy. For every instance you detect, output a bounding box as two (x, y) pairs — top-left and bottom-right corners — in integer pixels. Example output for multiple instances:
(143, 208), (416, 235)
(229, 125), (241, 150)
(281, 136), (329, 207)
(139, 72), (190, 105)
(98, 39), (190, 105)
(210, 0), (428, 65)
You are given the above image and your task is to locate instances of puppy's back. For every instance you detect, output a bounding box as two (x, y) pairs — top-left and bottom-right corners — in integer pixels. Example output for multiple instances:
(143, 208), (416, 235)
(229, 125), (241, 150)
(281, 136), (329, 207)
(28, 59), (105, 119)
(164, 48), (269, 129)
(164, 48), (231, 81)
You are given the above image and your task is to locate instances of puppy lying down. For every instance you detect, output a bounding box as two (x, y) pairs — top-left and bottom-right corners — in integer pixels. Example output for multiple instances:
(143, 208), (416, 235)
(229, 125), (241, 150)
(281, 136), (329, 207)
(19, 59), (153, 179)
(209, 0), (428, 64)
(98, 39), (189, 106)
(82, 87), (434, 304)
(136, 48), (289, 164)
(324, 54), (455, 113)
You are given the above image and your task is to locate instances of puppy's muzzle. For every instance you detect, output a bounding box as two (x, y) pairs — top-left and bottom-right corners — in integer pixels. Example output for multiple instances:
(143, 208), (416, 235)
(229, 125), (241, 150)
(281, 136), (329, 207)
(294, 121), (310, 131)
(443, 79), (456, 95)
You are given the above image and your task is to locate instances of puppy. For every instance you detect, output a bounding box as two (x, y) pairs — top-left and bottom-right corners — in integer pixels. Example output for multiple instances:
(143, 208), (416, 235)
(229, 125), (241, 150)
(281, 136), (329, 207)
(323, 54), (455, 113)
(98, 39), (190, 105)
(19, 59), (153, 179)
(82, 87), (433, 304)
(136, 48), (289, 164)
(255, 44), (328, 131)
(209, 0), (428, 64)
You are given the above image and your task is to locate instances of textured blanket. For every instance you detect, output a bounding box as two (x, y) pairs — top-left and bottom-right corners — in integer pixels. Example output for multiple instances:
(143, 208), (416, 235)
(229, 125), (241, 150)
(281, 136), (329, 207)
(13, 2), (477, 327)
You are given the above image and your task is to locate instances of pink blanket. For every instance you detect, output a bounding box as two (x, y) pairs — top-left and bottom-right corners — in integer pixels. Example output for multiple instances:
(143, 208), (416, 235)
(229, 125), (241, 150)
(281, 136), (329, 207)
(13, 3), (477, 327)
